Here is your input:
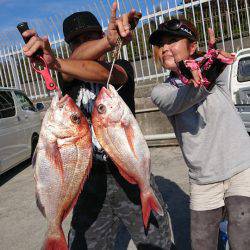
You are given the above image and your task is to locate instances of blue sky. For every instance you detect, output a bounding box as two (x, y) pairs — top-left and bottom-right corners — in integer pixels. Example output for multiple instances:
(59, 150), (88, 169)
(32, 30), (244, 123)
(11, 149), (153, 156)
(0, 0), (181, 44)
(0, 0), (88, 32)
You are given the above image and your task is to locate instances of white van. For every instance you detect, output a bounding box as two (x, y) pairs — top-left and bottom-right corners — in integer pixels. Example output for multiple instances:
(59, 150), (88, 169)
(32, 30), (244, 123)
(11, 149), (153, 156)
(228, 48), (250, 132)
(0, 87), (44, 175)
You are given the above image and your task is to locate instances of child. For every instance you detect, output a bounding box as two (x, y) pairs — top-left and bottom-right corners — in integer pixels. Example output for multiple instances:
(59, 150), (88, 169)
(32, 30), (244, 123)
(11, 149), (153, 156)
(149, 18), (250, 250)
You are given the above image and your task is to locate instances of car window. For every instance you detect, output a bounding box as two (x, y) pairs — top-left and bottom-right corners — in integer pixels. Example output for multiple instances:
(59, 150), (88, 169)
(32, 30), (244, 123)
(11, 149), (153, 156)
(238, 57), (250, 82)
(0, 91), (16, 119)
(15, 91), (36, 112)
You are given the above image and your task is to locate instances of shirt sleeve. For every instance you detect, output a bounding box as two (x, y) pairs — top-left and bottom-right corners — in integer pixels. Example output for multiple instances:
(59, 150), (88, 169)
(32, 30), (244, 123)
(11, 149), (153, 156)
(151, 82), (210, 116)
(57, 72), (82, 97)
(57, 72), (70, 96)
(115, 59), (134, 84)
(114, 59), (135, 115)
(214, 65), (231, 87)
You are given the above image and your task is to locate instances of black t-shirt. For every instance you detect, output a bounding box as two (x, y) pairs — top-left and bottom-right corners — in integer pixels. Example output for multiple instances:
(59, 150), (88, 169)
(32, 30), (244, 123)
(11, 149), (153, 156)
(58, 59), (135, 161)
(58, 59), (135, 117)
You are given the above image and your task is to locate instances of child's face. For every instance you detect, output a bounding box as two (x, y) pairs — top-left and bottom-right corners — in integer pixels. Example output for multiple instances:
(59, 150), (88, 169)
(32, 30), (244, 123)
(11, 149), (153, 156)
(158, 35), (197, 71)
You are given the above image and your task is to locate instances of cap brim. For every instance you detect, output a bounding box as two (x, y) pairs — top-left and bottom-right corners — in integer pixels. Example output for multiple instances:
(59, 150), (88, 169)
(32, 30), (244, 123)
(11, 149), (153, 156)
(149, 29), (195, 46)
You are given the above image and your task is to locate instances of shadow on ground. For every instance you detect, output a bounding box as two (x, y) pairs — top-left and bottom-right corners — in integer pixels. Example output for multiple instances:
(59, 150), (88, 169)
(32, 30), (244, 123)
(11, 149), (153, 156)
(115, 176), (190, 250)
(0, 159), (31, 186)
(156, 176), (190, 250)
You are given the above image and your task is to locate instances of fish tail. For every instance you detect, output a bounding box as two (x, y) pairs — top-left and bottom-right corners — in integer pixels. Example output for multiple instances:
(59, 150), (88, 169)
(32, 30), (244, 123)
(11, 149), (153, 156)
(141, 188), (164, 228)
(42, 226), (68, 250)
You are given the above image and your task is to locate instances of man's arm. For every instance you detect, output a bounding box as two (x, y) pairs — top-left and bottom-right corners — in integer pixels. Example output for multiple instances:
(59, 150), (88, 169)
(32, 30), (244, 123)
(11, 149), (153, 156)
(70, 37), (112, 61)
(21, 30), (129, 87)
(22, 3), (139, 87)
(61, 36), (126, 84)
(151, 83), (210, 116)
(55, 58), (127, 87)
(60, 37), (112, 82)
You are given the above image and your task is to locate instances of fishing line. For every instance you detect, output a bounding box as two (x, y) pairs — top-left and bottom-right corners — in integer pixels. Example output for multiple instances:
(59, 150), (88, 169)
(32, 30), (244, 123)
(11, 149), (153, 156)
(106, 36), (123, 90)
(106, 12), (142, 90)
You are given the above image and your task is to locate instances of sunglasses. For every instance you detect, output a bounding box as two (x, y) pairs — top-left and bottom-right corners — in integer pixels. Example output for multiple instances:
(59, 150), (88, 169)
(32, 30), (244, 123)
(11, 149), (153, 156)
(159, 19), (195, 40)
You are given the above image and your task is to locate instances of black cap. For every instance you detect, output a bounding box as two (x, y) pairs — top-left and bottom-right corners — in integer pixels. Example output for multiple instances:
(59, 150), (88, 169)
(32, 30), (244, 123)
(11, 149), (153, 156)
(149, 19), (198, 46)
(63, 12), (102, 43)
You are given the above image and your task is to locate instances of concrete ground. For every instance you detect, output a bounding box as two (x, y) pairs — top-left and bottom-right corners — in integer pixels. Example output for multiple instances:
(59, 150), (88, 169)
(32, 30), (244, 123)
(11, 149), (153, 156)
(0, 146), (190, 250)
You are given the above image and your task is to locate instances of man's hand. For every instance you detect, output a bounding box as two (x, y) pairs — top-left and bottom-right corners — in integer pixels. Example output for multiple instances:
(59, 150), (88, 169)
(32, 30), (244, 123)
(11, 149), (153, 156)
(107, 2), (138, 48)
(22, 29), (57, 69)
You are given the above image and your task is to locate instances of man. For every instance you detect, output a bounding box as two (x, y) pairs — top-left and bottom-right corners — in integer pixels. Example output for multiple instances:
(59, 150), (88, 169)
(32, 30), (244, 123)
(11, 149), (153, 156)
(22, 3), (174, 249)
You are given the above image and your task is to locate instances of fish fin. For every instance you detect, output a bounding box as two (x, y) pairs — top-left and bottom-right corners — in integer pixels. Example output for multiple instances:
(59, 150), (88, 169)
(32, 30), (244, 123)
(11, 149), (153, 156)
(35, 190), (46, 218)
(32, 147), (38, 169)
(45, 142), (64, 178)
(62, 181), (83, 221)
(121, 121), (138, 160)
(62, 156), (93, 221)
(43, 225), (67, 250)
(117, 166), (137, 184)
(140, 188), (164, 228)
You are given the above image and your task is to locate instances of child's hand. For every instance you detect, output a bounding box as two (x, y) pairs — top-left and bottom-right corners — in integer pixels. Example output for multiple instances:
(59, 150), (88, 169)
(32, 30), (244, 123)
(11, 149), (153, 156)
(208, 28), (236, 63)
(208, 28), (216, 48)
(189, 69), (203, 88)
(179, 60), (204, 88)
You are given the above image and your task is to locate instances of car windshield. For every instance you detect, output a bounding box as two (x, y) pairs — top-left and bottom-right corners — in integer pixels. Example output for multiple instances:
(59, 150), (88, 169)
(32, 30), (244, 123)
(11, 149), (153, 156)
(0, 91), (16, 119)
(15, 91), (36, 112)
(238, 57), (250, 82)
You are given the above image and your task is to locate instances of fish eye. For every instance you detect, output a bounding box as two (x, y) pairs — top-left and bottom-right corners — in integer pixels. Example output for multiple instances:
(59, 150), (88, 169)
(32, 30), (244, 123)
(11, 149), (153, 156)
(70, 113), (81, 124)
(97, 104), (106, 114)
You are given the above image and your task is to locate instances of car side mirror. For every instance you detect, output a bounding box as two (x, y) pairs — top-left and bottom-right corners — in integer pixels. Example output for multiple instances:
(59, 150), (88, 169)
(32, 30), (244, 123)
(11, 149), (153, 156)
(36, 102), (45, 111)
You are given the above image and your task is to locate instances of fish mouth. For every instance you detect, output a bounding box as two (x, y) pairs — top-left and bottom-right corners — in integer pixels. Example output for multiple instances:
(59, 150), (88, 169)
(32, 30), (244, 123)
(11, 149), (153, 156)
(58, 89), (63, 99)
(55, 94), (80, 118)
(98, 85), (119, 102)
(57, 94), (71, 108)
(95, 86), (113, 108)
(59, 94), (70, 103)
(100, 86), (112, 99)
